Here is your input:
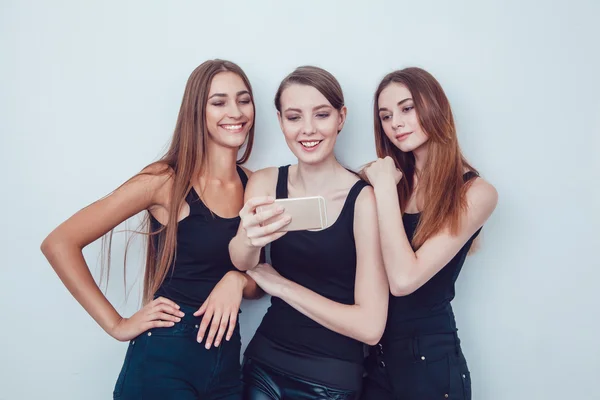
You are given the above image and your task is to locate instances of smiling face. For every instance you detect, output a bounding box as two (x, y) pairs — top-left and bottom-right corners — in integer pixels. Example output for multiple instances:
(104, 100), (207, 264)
(205, 71), (255, 150)
(277, 84), (346, 165)
(377, 82), (429, 153)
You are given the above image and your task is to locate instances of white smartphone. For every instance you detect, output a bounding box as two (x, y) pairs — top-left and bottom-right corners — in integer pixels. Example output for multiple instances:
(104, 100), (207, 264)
(257, 196), (328, 232)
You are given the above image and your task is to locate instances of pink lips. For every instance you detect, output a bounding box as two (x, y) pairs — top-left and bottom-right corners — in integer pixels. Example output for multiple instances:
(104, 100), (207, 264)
(395, 132), (412, 141)
(299, 140), (323, 152)
(219, 122), (247, 134)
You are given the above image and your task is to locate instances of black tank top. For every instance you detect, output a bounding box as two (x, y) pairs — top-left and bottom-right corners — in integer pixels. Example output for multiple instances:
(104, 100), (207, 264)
(151, 166), (248, 308)
(384, 171), (481, 339)
(247, 165), (369, 365)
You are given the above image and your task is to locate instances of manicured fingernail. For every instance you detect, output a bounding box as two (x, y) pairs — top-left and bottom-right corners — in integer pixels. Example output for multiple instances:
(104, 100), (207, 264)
(169, 322), (175, 326)
(215, 342), (220, 347)
(205, 343), (211, 350)
(176, 317), (181, 322)
(179, 312), (185, 317)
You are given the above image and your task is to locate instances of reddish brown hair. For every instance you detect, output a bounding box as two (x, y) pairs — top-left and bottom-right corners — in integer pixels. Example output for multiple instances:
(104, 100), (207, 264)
(372, 67), (476, 249)
(104, 59), (255, 304)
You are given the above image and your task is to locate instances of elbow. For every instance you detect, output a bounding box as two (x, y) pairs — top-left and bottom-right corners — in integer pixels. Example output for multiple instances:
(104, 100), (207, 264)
(363, 330), (384, 346)
(40, 233), (58, 259)
(361, 322), (386, 346)
(41, 231), (79, 265)
(358, 313), (387, 346)
(230, 255), (252, 272)
(389, 278), (418, 297)
(231, 259), (249, 272)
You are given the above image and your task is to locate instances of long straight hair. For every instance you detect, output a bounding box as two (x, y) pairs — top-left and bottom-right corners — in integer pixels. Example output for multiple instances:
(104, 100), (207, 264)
(372, 68), (476, 249)
(104, 60), (255, 304)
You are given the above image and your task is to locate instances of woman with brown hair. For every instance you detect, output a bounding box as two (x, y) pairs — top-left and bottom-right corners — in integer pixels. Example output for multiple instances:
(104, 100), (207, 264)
(228, 66), (389, 399)
(361, 67), (498, 400)
(40, 59), (261, 400)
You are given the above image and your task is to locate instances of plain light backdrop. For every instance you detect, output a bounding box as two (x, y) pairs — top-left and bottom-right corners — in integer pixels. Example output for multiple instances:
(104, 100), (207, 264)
(1, 0), (598, 399)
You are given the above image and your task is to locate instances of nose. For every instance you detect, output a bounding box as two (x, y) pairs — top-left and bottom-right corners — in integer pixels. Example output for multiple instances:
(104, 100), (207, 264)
(226, 102), (243, 119)
(302, 117), (317, 136)
(392, 113), (405, 130)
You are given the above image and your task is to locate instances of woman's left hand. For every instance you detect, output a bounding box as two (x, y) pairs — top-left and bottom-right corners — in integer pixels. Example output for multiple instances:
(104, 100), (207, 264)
(246, 263), (289, 298)
(193, 271), (246, 349)
(364, 156), (403, 188)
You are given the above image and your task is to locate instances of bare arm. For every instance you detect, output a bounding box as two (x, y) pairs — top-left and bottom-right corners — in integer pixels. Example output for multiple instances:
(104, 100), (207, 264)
(229, 167), (290, 271)
(373, 172), (498, 296)
(40, 165), (180, 340)
(236, 167), (264, 299)
(248, 187), (389, 345)
(237, 271), (263, 300)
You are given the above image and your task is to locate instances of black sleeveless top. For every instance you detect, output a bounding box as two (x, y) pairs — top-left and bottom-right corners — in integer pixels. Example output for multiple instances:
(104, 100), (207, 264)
(247, 165), (369, 365)
(151, 166), (248, 309)
(384, 171), (481, 340)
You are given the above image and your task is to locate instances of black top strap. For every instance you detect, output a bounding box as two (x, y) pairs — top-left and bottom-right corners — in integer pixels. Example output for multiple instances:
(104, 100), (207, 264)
(463, 170), (479, 183)
(236, 165), (249, 189)
(276, 165), (291, 199)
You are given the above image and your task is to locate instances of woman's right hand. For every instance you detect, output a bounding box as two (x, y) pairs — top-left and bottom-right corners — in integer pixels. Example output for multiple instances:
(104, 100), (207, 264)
(239, 196), (291, 248)
(108, 297), (185, 342)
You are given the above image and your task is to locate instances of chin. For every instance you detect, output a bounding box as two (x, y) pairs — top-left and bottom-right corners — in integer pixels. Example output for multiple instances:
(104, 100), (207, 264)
(395, 138), (427, 153)
(222, 134), (249, 148)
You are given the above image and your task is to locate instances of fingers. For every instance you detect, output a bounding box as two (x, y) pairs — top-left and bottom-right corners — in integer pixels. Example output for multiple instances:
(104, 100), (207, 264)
(197, 307), (214, 344)
(245, 206), (284, 227)
(240, 196), (274, 217)
(145, 320), (175, 330)
(247, 230), (288, 248)
(212, 313), (231, 348)
(152, 303), (185, 318)
(150, 312), (181, 323)
(193, 301), (208, 317)
(246, 269), (257, 280)
(203, 310), (223, 350)
(225, 312), (237, 342)
(153, 296), (180, 310)
(249, 216), (291, 238)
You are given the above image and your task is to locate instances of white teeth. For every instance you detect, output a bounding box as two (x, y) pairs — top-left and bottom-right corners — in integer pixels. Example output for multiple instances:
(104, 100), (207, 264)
(301, 141), (320, 148)
(222, 124), (243, 131)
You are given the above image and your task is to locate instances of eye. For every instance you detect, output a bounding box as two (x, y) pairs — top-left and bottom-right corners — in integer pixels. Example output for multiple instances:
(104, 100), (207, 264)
(286, 115), (300, 122)
(402, 106), (414, 113)
(316, 113), (330, 119)
(380, 114), (391, 121)
(211, 102), (224, 107)
(239, 98), (252, 105)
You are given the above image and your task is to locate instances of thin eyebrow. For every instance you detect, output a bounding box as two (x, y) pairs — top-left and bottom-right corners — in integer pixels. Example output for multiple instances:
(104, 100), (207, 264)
(284, 104), (332, 113)
(379, 98), (413, 112)
(208, 90), (250, 100)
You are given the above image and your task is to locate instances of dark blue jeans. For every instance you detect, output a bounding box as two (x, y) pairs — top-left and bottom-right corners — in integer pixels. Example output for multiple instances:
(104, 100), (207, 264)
(361, 333), (472, 400)
(113, 303), (242, 399)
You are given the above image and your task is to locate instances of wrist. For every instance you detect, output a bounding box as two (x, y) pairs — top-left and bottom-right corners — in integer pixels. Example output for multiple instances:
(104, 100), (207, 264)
(276, 278), (294, 299)
(225, 270), (248, 290)
(374, 177), (397, 193)
(105, 315), (124, 339)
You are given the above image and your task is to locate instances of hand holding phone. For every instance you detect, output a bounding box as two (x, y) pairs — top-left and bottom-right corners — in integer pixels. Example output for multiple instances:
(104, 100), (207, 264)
(257, 196), (328, 232)
(238, 196), (292, 248)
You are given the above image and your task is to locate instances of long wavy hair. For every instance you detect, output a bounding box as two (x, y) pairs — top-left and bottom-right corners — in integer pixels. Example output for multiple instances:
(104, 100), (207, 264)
(371, 67), (476, 249)
(102, 59), (255, 304)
